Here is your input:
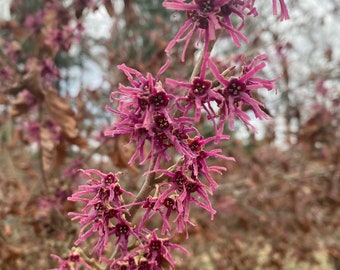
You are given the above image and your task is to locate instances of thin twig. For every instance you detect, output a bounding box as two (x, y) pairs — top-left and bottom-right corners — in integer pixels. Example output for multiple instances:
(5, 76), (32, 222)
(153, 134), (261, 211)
(73, 247), (104, 270)
(38, 107), (48, 192)
(81, 137), (109, 164)
(211, 65), (236, 88)
(190, 39), (217, 81)
(127, 157), (157, 222)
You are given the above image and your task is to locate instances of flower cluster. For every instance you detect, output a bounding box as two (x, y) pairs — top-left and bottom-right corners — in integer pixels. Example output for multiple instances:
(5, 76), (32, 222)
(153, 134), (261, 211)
(105, 64), (199, 169)
(163, 0), (253, 60)
(50, 250), (92, 270)
(53, 0), (290, 269)
(167, 54), (277, 135)
(163, 0), (289, 61)
(68, 169), (137, 257)
(110, 230), (189, 269)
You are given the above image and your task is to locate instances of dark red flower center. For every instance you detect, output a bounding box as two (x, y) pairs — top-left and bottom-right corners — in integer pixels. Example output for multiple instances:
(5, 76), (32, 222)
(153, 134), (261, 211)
(185, 181), (199, 193)
(154, 114), (170, 130)
(173, 171), (187, 185)
(225, 78), (246, 97)
(187, 137), (203, 152)
(187, 10), (209, 29)
(105, 208), (118, 219)
(173, 128), (189, 140)
(220, 4), (232, 16)
(138, 98), (149, 110)
(149, 92), (169, 109)
(98, 187), (110, 199)
(155, 132), (171, 147)
(192, 78), (211, 96)
(163, 197), (175, 208)
(104, 173), (116, 185)
(69, 254), (80, 262)
(150, 240), (162, 251)
(94, 202), (105, 213)
(116, 223), (129, 236)
(114, 185), (123, 196)
(143, 198), (156, 209)
(196, 0), (215, 13)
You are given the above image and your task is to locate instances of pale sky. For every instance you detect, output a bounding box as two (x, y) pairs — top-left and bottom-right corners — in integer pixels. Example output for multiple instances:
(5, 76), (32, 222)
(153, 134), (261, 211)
(0, 0), (11, 20)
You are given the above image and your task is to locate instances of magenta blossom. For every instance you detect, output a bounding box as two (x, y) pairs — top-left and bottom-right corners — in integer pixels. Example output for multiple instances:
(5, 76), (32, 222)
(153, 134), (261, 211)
(111, 221), (141, 256)
(154, 169), (216, 229)
(105, 64), (199, 169)
(108, 230), (188, 269)
(50, 252), (92, 270)
(184, 135), (234, 191)
(136, 230), (189, 269)
(207, 54), (277, 132)
(24, 9), (44, 33)
(68, 169), (136, 256)
(166, 55), (222, 131)
(163, 0), (255, 60)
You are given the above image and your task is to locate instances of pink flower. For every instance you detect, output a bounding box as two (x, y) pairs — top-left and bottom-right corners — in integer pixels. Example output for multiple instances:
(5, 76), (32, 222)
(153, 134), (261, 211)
(163, 0), (255, 60)
(135, 230), (189, 269)
(105, 64), (198, 169)
(208, 54), (277, 132)
(68, 169), (136, 256)
(111, 221), (141, 256)
(50, 252), (92, 270)
(184, 135), (233, 190)
(108, 230), (188, 269)
(155, 169), (216, 230)
(166, 56), (222, 129)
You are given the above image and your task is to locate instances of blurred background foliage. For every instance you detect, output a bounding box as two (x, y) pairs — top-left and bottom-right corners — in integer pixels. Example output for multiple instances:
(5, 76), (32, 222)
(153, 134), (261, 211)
(0, 0), (339, 269)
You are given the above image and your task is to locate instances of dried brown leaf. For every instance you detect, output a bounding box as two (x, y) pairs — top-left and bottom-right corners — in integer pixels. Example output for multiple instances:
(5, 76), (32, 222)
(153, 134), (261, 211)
(0, 92), (8, 104)
(44, 88), (78, 139)
(67, 135), (88, 148)
(54, 142), (68, 173)
(10, 95), (31, 117)
(0, 20), (26, 40)
(5, 70), (44, 100)
(40, 126), (56, 174)
(109, 135), (139, 174)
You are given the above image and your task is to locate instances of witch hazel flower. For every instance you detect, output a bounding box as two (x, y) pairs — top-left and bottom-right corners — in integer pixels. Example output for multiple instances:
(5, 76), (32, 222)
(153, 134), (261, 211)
(139, 194), (194, 237)
(137, 196), (175, 236)
(50, 251), (92, 270)
(105, 64), (172, 162)
(166, 55), (222, 127)
(108, 230), (188, 269)
(185, 135), (234, 191)
(135, 230), (189, 269)
(154, 169), (216, 229)
(163, 0), (255, 60)
(105, 64), (197, 169)
(39, 58), (60, 83)
(68, 169), (137, 256)
(140, 136), (234, 236)
(111, 220), (142, 257)
(207, 54), (277, 132)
